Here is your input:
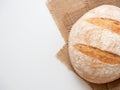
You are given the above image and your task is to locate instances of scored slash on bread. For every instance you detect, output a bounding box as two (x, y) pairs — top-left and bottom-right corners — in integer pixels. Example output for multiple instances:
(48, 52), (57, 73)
(74, 44), (120, 64)
(87, 18), (120, 34)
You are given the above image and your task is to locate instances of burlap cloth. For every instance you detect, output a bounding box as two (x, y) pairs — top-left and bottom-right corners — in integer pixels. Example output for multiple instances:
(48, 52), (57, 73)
(47, 0), (120, 90)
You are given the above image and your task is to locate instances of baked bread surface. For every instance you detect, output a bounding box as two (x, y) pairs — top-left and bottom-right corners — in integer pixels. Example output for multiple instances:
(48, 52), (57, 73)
(69, 5), (120, 84)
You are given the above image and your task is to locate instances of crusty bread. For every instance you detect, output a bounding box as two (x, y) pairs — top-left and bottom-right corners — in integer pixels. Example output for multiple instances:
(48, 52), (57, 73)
(69, 5), (120, 84)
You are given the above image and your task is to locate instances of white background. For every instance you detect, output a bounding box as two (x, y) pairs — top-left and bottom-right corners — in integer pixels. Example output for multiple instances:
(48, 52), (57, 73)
(0, 0), (91, 90)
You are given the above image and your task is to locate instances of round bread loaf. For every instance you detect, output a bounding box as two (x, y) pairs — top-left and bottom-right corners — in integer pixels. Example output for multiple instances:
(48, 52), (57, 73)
(69, 5), (120, 84)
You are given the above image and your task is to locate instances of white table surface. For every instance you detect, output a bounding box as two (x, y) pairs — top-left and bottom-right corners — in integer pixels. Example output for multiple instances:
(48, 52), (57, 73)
(0, 0), (91, 90)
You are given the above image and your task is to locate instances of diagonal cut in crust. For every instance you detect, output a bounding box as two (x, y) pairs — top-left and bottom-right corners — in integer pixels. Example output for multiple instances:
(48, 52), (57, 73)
(87, 18), (120, 34)
(74, 44), (120, 64)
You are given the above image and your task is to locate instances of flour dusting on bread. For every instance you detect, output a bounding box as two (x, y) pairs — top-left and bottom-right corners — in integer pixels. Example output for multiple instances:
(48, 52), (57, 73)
(69, 5), (120, 83)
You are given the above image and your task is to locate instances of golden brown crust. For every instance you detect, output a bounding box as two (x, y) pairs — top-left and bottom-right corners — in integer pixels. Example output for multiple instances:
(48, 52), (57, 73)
(74, 44), (120, 64)
(87, 18), (120, 34)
